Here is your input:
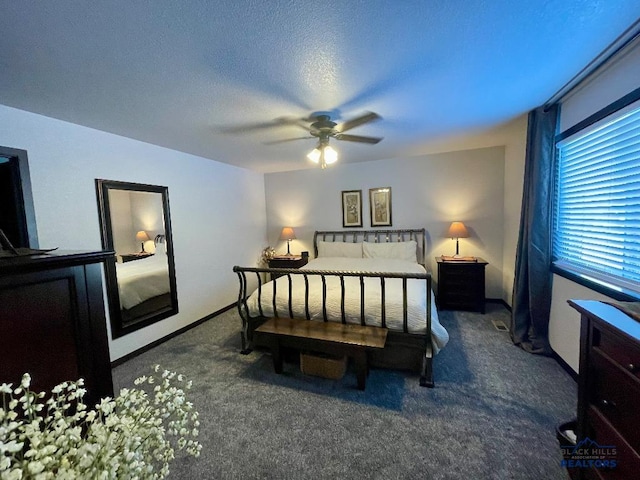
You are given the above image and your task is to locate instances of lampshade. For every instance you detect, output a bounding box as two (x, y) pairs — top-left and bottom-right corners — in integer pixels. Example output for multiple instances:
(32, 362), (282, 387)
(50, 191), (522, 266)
(280, 227), (296, 241)
(323, 145), (338, 164)
(136, 230), (150, 242)
(447, 222), (469, 239)
(307, 148), (321, 163)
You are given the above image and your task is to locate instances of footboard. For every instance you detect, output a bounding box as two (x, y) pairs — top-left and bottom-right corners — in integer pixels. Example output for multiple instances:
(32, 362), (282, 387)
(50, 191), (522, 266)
(232, 265), (435, 387)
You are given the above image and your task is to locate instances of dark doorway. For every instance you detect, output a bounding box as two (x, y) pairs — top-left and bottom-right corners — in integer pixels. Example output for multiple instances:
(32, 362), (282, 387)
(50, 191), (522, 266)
(0, 146), (38, 248)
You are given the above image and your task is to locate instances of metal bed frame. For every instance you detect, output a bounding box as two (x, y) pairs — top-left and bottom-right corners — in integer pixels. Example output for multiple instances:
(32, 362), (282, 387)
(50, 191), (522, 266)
(233, 228), (436, 387)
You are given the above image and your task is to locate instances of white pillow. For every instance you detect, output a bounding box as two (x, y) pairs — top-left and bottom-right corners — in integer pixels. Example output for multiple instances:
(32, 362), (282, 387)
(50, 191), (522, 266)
(362, 241), (417, 262)
(317, 241), (363, 258)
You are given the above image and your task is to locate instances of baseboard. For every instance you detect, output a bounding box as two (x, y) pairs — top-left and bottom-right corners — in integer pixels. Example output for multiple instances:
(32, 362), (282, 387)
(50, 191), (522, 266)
(486, 298), (512, 312)
(110, 302), (237, 368)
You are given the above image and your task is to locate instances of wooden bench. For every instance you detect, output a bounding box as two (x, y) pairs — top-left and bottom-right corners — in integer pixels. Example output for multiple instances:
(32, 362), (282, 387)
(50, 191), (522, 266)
(255, 317), (388, 390)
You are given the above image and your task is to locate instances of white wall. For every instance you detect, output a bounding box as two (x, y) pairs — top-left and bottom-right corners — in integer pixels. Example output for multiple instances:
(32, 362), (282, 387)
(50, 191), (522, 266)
(551, 36), (640, 372)
(0, 105), (267, 361)
(549, 276), (615, 372)
(264, 146), (507, 299)
(500, 116), (529, 304)
(559, 36), (640, 133)
(400, 116), (529, 303)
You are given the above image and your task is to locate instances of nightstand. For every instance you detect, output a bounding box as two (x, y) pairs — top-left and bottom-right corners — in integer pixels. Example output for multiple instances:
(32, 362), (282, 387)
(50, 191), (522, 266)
(436, 257), (488, 313)
(120, 253), (154, 263)
(268, 255), (309, 280)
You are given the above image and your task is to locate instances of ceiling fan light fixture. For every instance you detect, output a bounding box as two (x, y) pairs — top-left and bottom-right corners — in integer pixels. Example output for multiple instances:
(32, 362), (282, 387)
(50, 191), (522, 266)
(307, 147), (321, 164)
(323, 145), (338, 165)
(307, 144), (338, 168)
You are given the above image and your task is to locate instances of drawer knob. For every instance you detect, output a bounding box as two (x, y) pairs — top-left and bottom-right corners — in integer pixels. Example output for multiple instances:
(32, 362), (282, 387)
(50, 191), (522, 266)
(601, 399), (617, 409)
(627, 363), (638, 373)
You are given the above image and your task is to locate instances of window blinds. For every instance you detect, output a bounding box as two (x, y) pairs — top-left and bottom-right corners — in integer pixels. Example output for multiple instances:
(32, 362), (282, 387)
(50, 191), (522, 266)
(554, 103), (640, 292)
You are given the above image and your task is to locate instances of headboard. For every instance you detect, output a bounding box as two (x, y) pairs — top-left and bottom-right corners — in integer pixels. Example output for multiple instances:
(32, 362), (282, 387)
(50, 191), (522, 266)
(313, 229), (426, 265)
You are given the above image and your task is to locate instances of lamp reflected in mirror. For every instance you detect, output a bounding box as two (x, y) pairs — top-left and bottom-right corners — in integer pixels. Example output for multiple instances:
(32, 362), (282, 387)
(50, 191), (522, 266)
(136, 230), (150, 253)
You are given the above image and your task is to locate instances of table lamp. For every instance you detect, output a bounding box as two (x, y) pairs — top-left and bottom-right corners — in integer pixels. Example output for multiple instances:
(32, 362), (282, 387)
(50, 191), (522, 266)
(447, 222), (469, 257)
(280, 227), (296, 256)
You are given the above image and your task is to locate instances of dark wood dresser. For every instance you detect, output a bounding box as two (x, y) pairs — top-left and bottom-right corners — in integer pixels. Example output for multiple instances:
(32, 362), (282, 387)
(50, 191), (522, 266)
(568, 299), (640, 479)
(436, 257), (488, 313)
(0, 250), (114, 407)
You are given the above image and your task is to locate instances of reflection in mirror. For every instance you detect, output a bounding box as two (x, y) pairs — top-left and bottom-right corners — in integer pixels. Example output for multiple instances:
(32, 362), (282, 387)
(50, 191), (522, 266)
(96, 180), (178, 338)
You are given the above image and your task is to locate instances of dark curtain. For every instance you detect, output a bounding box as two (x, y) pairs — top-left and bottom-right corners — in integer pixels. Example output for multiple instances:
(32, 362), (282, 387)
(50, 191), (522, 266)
(510, 104), (559, 355)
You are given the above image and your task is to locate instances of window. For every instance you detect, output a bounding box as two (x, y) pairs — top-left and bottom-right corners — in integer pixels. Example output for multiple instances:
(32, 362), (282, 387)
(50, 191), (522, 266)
(554, 101), (640, 297)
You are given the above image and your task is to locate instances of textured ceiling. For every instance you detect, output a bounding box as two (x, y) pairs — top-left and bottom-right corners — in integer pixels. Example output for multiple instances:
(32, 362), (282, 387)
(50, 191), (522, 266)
(1, 1), (639, 173)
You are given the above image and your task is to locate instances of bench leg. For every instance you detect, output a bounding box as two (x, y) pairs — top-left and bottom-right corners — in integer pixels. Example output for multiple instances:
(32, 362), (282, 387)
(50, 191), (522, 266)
(271, 342), (283, 374)
(353, 351), (367, 390)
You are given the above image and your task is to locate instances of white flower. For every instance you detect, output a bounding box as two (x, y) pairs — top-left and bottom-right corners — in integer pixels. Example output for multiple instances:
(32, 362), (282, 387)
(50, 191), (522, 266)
(20, 373), (31, 388)
(1, 440), (24, 453)
(27, 460), (45, 475)
(3, 468), (22, 480)
(0, 367), (201, 479)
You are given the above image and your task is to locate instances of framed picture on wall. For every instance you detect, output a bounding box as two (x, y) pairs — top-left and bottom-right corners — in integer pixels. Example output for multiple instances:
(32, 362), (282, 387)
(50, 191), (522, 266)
(369, 187), (392, 226)
(341, 190), (363, 227)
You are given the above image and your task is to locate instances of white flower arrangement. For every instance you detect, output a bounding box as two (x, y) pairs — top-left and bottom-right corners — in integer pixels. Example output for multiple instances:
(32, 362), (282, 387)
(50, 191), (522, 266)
(260, 246), (276, 266)
(0, 365), (202, 479)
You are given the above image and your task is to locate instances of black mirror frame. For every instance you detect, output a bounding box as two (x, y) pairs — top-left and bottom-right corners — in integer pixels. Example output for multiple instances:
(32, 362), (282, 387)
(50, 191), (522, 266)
(95, 179), (178, 339)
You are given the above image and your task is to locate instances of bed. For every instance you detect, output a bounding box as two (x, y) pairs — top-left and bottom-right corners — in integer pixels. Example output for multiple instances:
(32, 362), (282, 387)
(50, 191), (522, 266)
(116, 252), (171, 323)
(233, 229), (449, 387)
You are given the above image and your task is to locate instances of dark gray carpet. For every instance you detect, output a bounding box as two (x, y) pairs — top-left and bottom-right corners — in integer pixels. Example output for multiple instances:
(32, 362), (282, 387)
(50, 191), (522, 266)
(112, 304), (576, 479)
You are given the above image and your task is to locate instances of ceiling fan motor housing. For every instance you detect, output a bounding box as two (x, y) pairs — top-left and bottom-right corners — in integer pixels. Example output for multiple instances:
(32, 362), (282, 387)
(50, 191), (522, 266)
(310, 115), (338, 137)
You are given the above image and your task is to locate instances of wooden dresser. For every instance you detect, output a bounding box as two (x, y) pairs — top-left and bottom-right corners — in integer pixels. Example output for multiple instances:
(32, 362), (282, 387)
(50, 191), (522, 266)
(0, 250), (114, 407)
(568, 300), (640, 479)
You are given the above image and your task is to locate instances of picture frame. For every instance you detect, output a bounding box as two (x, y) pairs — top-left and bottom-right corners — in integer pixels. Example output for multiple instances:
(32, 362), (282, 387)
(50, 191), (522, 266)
(369, 187), (392, 226)
(341, 190), (363, 227)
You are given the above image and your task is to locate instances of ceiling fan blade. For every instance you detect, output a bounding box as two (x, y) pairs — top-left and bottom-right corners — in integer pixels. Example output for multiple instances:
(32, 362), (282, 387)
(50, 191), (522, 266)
(263, 137), (311, 145)
(333, 133), (382, 144)
(220, 116), (307, 134)
(335, 112), (381, 133)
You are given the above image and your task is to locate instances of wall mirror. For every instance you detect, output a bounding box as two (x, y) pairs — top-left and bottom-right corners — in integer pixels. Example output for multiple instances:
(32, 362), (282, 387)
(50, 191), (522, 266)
(96, 179), (178, 338)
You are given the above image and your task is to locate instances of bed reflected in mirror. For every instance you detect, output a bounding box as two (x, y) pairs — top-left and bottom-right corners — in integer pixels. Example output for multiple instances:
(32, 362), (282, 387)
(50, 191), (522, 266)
(96, 179), (178, 338)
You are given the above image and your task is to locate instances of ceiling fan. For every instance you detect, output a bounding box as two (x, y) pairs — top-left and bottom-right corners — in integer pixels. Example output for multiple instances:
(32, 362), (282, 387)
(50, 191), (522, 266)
(265, 112), (383, 168)
(223, 111), (383, 168)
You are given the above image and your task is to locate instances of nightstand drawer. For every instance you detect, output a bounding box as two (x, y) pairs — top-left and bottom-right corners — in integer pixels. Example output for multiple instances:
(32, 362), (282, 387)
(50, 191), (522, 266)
(439, 290), (478, 304)
(589, 349), (640, 452)
(439, 264), (484, 278)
